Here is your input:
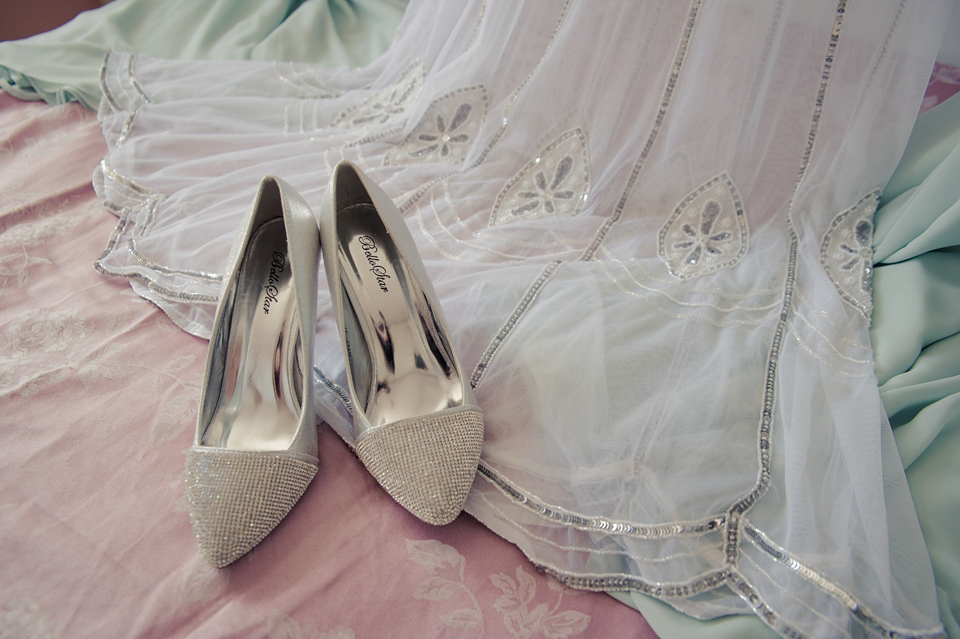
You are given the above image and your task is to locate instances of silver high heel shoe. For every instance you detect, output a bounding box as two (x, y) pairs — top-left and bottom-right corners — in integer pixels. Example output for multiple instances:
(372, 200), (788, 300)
(186, 176), (320, 568)
(319, 160), (483, 525)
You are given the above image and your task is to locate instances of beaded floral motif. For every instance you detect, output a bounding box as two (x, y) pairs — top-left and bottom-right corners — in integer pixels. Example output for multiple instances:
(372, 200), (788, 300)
(489, 128), (590, 227)
(658, 173), (748, 280)
(332, 60), (426, 129)
(820, 191), (880, 319)
(384, 86), (488, 166)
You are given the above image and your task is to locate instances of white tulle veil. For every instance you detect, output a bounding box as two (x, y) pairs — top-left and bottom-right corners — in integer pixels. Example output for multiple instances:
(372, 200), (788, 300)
(94, 1), (951, 636)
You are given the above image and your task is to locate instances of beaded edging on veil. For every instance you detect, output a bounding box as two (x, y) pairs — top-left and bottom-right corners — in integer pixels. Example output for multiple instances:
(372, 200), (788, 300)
(93, 0), (951, 637)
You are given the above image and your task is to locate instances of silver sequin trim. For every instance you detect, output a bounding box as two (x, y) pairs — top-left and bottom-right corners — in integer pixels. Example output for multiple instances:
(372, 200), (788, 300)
(95, 162), (222, 302)
(540, 563), (731, 599)
(314, 366), (353, 413)
(469, 260), (562, 388)
(743, 525), (946, 639)
(465, 0), (488, 50)
(126, 53), (152, 106)
(724, 0), (848, 574)
(580, 0), (703, 262)
(727, 569), (807, 638)
(127, 238), (222, 281)
(732, 0), (848, 519)
(477, 462), (724, 538)
(99, 52), (151, 146)
(99, 52), (121, 112)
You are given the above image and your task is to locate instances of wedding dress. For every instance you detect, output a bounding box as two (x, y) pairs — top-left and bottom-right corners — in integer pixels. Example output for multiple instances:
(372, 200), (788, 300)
(93, 0), (951, 636)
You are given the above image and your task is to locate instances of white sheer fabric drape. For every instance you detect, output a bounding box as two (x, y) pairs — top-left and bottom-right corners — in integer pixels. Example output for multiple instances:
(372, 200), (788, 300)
(94, 1), (950, 636)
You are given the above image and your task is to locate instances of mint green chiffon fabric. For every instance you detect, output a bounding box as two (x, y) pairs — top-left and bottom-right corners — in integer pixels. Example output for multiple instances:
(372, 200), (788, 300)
(874, 93), (960, 639)
(622, 92), (960, 639)
(0, 0), (407, 110)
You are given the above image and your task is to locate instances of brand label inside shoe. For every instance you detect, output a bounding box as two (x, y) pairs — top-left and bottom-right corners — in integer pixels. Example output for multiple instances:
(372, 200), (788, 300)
(358, 235), (390, 292)
(262, 251), (285, 314)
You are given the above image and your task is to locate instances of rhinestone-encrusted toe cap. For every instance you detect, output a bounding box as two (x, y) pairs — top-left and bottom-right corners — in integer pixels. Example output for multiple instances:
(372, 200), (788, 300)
(185, 448), (317, 568)
(356, 407), (484, 525)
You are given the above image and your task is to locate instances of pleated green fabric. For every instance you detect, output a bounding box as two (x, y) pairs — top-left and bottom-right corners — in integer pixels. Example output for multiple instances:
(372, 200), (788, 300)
(0, 0), (407, 110)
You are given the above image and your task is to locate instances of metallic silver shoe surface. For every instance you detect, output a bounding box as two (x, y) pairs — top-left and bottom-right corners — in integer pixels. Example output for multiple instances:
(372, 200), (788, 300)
(199, 217), (303, 451)
(335, 201), (464, 427)
(320, 160), (484, 524)
(188, 176), (320, 567)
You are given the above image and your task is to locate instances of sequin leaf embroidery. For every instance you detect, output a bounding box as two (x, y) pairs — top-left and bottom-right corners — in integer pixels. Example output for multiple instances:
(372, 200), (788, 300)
(658, 173), (748, 280)
(820, 191), (880, 320)
(384, 86), (488, 166)
(490, 128), (590, 226)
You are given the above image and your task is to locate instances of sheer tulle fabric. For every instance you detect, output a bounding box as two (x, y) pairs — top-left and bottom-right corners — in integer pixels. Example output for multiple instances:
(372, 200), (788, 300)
(94, 1), (950, 636)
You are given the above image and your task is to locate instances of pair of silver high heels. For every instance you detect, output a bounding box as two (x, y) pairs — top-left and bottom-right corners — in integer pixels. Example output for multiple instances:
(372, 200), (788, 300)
(185, 162), (484, 568)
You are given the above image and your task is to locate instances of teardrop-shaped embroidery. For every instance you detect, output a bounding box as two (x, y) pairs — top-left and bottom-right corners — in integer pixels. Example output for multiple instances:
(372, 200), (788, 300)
(658, 173), (748, 280)
(384, 86), (488, 166)
(489, 128), (590, 227)
(820, 191), (880, 319)
(332, 59), (426, 129)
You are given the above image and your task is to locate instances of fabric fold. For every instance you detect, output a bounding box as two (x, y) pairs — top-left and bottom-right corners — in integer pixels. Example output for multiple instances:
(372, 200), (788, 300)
(0, 0), (407, 110)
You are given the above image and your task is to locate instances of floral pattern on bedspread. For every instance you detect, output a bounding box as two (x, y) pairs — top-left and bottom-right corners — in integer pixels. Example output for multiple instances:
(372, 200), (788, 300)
(406, 539), (591, 638)
(0, 92), (656, 638)
(0, 598), (61, 639)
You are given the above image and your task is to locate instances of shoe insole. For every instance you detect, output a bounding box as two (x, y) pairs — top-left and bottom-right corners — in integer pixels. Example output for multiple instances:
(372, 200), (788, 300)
(337, 203), (463, 429)
(201, 217), (303, 450)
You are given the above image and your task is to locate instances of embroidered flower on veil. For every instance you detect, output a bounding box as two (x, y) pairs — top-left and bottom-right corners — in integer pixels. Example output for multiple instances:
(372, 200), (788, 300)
(522, 158), (575, 212)
(837, 219), (873, 272)
(415, 105), (474, 157)
(671, 199), (732, 266)
(658, 173), (748, 280)
(384, 86), (488, 166)
(490, 128), (590, 226)
(820, 191), (880, 319)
